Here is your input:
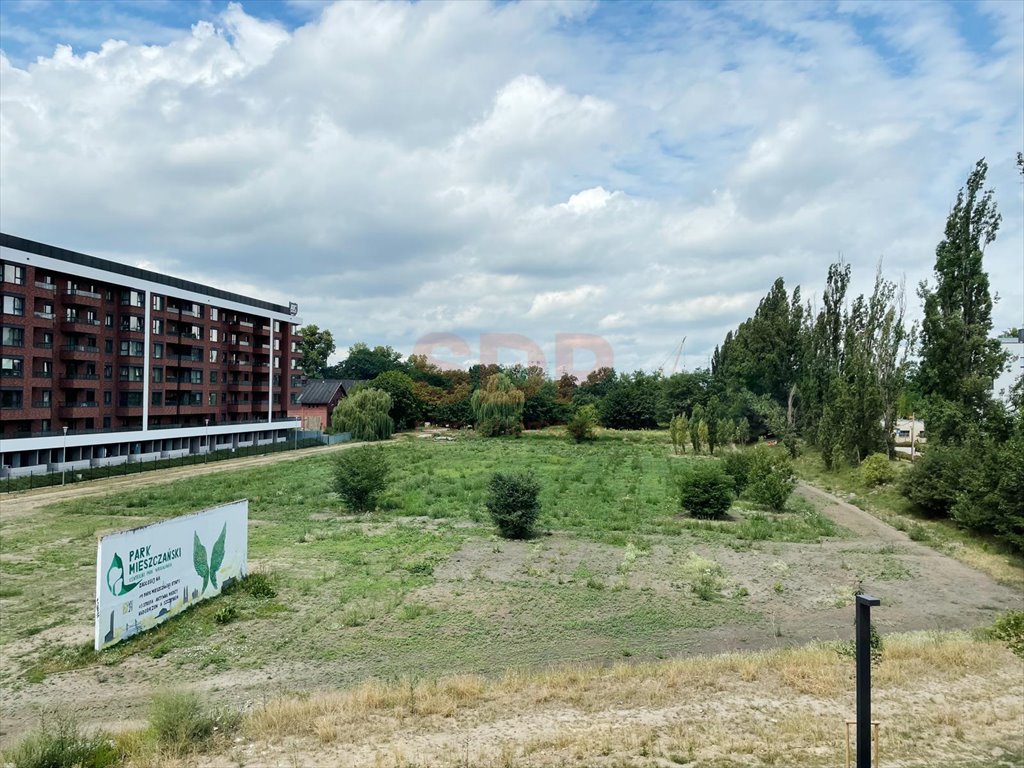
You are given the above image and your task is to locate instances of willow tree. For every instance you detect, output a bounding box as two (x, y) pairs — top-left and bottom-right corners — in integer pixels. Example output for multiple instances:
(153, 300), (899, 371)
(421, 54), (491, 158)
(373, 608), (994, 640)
(331, 388), (394, 441)
(471, 374), (525, 436)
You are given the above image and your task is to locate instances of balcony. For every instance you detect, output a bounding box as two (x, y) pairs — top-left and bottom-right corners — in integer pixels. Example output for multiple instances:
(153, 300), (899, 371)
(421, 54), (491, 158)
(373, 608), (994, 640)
(115, 404), (143, 417)
(61, 317), (101, 333)
(34, 311), (55, 321)
(227, 360), (251, 372)
(228, 338), (252, 350)
(34, 281), (56, 291)
(62, 289), (102, 307)
(58, 401), (99, 417)
(59, 344), (100, 362)
(1, 368), (24, 379)
(59, 373), (99, 388)
(226, 402), (252, 414)
(229, 319), (254, 332)
(226, 381), (251, 392)
(30, 369), (52, 380)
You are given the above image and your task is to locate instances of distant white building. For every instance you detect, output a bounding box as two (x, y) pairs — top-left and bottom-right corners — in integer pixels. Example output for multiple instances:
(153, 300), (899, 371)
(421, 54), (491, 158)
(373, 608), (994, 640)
(994, 330), (1024, 403)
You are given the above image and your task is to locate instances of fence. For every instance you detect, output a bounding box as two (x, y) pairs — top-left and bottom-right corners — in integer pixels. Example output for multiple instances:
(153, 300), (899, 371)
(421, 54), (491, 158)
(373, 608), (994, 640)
(3, 436), (327, 494)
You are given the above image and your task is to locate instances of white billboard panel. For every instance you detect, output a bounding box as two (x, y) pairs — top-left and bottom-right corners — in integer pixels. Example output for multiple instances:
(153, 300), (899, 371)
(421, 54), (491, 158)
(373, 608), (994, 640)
(95, 500), (248, 650)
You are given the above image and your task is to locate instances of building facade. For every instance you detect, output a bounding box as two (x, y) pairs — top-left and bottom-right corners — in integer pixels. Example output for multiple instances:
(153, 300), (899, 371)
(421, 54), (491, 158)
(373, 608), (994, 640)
(0, 234), (305, 476)
(291, 379), (363, 431)
(994, 331), (1024, 403)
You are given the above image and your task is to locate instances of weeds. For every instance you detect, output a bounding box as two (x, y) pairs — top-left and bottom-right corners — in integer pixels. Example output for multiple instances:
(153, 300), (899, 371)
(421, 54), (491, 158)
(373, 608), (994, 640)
(2, 713), (118, 768)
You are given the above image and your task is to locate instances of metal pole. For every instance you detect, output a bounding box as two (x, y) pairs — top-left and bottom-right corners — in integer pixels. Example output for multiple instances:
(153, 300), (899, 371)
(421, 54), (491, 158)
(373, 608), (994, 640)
(61, 425), (69, 486)
(856, 593), (880, 768)
(205, 418), (210, 463)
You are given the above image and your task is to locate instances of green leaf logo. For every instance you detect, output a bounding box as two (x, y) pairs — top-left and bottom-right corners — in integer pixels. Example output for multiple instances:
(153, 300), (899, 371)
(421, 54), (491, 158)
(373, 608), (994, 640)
(193, 533), (209, 593)
(193, 524), (227, 593)
(106, 552), (140, 596)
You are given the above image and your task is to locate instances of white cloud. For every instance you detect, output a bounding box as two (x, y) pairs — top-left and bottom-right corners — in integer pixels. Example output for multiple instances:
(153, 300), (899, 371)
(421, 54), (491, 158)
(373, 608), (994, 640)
(0, 0), (1020, 374)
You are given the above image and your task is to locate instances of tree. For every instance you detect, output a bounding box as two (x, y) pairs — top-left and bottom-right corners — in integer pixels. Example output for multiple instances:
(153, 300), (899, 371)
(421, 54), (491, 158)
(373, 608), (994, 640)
(917, 158), (1008, 443)
(330, 388), (394, 441)
(368, 370), (419, 431)
(522, 379), (567, 429)
(296, 324), (335, 379)
(329, 343), (407, 381)
(697, 420), (709, 455)
(567, 404), (599, 443)
(471, 374), (525, 436)
(599, 371), (661, 429)
(333, 446), (390, 512)
(669, 414), (688, 454)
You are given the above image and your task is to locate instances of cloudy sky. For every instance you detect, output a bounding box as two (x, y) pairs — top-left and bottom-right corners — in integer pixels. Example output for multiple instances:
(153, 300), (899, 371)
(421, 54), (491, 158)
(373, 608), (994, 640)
(1, 0), (1022, 374)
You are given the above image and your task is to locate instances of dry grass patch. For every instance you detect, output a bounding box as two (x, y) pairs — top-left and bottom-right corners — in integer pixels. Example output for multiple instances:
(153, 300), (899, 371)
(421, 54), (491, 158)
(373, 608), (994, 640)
(223, 631), (1022, 768)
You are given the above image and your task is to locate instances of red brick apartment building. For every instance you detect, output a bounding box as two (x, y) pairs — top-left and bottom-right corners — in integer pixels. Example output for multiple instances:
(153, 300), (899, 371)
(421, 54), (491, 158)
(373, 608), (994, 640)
(0, 233), (305, 477)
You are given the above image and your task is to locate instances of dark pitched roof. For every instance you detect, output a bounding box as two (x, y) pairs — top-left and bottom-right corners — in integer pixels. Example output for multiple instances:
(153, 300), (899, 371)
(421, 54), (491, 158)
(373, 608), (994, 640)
(299, 379), (366, 405)
(299, 380), (345, 405)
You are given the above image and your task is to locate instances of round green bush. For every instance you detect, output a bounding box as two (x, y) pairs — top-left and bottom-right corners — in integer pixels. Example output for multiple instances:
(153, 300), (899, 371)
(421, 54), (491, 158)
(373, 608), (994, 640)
(333, 446), (391, 512)
(678, 462), (735, 519)
(721, 450), (754, 494)
(860, 453), (896, 486)
(486, 471), (541, 538)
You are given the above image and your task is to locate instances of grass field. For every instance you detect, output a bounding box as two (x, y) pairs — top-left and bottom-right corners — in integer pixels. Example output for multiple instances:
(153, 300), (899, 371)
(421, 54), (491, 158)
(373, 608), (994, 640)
(1, 429), (1021, 765)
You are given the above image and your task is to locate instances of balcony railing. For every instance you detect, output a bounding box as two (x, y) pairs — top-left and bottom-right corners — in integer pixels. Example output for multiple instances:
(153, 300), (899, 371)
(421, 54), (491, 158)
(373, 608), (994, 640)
(31, 400), (52, 408)
(31, 370), (52, 378)
(34, 311), (55, 320)
(35, 281), (56, 291)
(62, 344), (99, 353)
(34, 341), (53, 349)
(1, 369), (24, 378)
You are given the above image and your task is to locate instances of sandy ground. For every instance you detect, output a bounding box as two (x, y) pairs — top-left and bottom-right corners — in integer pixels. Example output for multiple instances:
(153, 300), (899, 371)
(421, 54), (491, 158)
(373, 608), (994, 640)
(0, 468), (1021, 752)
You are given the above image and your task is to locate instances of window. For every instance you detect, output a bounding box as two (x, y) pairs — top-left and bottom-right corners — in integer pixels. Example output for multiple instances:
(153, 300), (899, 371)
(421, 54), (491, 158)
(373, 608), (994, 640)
(120, 290), (144, 307)
(274, 356), (280, 369)
(40, 419), (51, 431)
(291, 375), (303, 387)
(290, 393), (300, 405)
(2, 327), (24, 346)
(119, 340), (144, 356)
(121, 315), (144, 332)
(39, 360), (52, 376)
(103, 416), (111, 429)
(118, 391), (144, 407)
(152, 342), (163, 359)
(189, 370), (203, 384)
(1, 356), (24, 377)
(152, 367), (163, 383)
(209, 392), (217, 406)
(151, 392), (162, 406)
(103, 391), (112, 405)
(105, 339), (113, 353)
(152, 295), (164, 311)
(274, 320), (280, 332)
(274, 338), (280, 350)
(209, 349), (219, 363)
(39, 390), (51, 405)
(0, 389), (23, 408)
(210, 370), (217, 384)
(105, 313), (113, 327)
(210, 328), (219, 342)
(210, 308), (219, 321)
(2, 295), (25, 316)
(152, 318), (164, 335)
(104, 364), (112, 380)
(2, 264), (25, 284)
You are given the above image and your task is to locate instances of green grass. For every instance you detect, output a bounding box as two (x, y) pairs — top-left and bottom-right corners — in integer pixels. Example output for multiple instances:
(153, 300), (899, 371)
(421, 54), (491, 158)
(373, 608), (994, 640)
(1, 431), (844, 691)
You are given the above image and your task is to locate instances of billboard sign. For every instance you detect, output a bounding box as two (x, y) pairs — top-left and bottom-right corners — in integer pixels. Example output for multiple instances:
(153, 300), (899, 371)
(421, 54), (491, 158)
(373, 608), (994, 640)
(95, 500), (248, 650)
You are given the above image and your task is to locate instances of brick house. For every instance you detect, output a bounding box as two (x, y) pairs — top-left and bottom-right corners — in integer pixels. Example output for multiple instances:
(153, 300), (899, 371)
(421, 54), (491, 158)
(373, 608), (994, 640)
(291, 379), (362, 431)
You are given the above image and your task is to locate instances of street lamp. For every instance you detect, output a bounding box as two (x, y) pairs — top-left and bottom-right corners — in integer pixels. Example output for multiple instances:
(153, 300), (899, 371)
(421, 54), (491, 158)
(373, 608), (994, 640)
(205, 418), (210, 463)
(61, 425), (69, 486)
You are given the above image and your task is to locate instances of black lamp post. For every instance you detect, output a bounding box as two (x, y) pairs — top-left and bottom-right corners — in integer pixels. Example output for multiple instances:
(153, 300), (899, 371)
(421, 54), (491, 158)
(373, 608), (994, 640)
(855, 593), (880, 768)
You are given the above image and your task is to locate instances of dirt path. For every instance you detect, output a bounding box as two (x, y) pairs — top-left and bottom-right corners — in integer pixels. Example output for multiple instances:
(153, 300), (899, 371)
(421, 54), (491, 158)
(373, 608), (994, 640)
(0, 440), (373, 520)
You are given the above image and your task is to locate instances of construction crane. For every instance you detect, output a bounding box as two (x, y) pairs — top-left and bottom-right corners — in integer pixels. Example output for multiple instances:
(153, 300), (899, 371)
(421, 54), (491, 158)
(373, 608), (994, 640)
(657, 337), (686, 376)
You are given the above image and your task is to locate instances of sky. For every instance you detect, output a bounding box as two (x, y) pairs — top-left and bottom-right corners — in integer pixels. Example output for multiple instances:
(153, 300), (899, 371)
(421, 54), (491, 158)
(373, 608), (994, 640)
(1, 0), (1022, 375)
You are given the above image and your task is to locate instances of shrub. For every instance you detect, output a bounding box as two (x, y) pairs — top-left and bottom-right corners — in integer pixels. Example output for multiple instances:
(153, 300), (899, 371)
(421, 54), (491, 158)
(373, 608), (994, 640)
(721, 450), (754, 494)
(214, 605), (238, 624)
(486, 472), (541, 539)
(677, 462), (734, 519)
(4, 714), (118, 768)
(566, 404), (599, 443)
(330, 388), (394, 441)
(988, 611), (1024, 658)
(334, 446), (390, 512)
(860, 453), (896, 486)
(471, 374), (525, 436)
(241, 571), (276, 599)
(900, 445), (967, 517)
(746, 447), (796, 511)
(682, 554), (725, 601)
(149, 690), (228, 753)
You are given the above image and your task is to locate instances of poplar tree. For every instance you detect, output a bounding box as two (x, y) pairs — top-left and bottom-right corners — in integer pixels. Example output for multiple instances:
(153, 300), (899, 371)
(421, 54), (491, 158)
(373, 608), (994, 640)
(917, 159), (1007, 443)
